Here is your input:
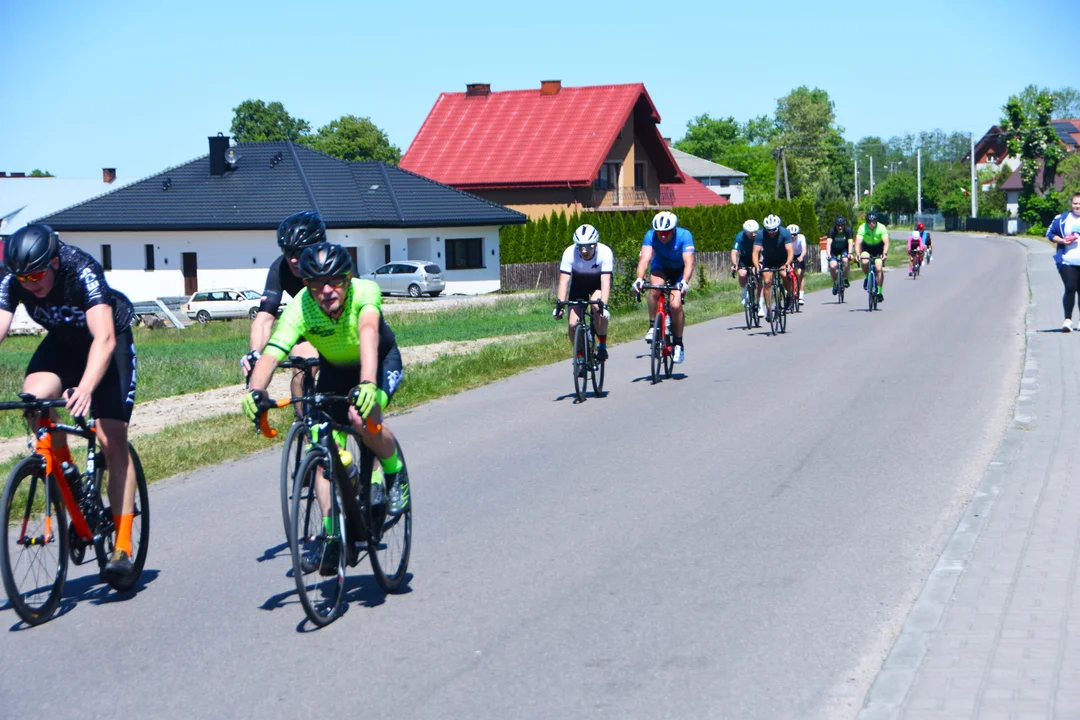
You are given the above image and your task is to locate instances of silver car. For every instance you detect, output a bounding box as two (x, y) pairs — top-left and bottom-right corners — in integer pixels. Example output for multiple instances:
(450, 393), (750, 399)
(368, 261), (445, 298)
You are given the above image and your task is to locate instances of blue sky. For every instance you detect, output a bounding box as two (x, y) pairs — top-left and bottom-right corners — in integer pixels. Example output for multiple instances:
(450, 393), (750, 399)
(1, 0), (1073, 179)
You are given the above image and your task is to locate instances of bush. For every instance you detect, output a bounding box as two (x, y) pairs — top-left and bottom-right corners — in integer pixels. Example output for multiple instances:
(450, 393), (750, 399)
(1024, 223), (1048, 237)
(608, 257), (638, 311)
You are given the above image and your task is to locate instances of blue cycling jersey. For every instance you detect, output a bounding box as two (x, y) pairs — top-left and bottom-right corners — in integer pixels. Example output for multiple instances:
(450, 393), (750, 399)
(643, 227), (695, 271)
(732, 230), (756, 259)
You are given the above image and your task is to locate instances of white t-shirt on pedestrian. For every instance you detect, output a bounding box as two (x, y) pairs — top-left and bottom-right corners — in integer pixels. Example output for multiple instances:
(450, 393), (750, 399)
(1060, 213), (1080, 265)
(792, 234), (806, 259)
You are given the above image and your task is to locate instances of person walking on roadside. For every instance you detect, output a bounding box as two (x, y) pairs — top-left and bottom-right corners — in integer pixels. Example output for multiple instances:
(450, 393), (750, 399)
(1048, 192), (1080, 332)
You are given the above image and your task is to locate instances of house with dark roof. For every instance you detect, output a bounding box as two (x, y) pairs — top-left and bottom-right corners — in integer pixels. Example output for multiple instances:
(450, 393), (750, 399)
(969, 119), (1080, 174)
(33, 136), (526, 300)
(399, 80), (726, 220)
(1000, 160), (1065, 219)
(666, 143), (747, 204)
(1, 168), (136, 237)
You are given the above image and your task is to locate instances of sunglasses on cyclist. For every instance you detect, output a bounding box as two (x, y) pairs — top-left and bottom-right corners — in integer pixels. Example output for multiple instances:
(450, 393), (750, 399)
(305, 276), (348, 291)
(656, 230), (674, 240)
(15, 270), (47, 283)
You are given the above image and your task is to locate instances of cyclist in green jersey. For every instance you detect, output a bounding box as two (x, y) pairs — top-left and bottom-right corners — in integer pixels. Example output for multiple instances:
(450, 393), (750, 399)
(855, 212), (890, 302)
(243, 243), (408, 529)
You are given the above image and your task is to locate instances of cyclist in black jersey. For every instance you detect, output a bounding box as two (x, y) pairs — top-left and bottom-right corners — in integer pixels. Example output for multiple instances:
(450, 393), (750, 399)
(241, 211), (324, 395)
(824, 216), (854, 294)
(0, 224), (140, 582)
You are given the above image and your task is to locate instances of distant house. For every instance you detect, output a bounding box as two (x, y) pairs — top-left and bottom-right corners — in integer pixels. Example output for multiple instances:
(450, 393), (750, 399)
(969, 119), (1080, 175)
(1000, 160), (1065, 218)
(34, 136), (526, 300)
(666, 143), (747, 204)
(400, 80), (727, 220)
(0, 168), (135, 237)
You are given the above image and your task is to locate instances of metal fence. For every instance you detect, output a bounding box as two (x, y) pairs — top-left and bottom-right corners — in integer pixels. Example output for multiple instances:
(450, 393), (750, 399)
(964, 217), (1031, 235)
(886, 212), (946, 230)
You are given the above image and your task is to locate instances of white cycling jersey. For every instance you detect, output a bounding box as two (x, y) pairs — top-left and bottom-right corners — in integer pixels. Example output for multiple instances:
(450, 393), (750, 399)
(791, 233), (807, 259)
(560, 243), (614, 276)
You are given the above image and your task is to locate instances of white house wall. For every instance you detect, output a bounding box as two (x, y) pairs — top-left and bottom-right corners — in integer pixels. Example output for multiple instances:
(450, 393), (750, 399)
(58, 226), (503, 301)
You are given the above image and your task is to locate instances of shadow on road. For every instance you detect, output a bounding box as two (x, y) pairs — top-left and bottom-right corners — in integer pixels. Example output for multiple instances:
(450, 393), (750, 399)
(256, 541), (290, 563)
(5, 568), (161, 631)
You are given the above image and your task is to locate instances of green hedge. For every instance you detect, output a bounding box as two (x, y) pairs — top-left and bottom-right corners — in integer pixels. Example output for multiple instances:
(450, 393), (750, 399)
(499, 201), (819, 265)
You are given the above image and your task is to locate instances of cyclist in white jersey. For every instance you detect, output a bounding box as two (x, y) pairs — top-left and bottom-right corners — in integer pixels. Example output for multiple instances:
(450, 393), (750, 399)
(554, 224), (613, 362)
(788, 224), (807, 306)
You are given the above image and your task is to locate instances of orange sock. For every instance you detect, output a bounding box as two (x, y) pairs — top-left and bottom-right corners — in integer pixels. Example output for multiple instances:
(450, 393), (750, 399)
(114, 514), (133, 555)
(56, 444), (73, 467)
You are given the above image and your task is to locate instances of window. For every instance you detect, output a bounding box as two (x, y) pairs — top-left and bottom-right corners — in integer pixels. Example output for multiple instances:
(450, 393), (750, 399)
(719, 178), (730, 187)
(101, 245), (112, 271)
(424, 264), (442, 274)
(445, 238), (484, 270)
(634, 163), (646, 190)
(374, 265), (391, 275)
(593, 162), (620, 190)
(144, 244), (155, 272)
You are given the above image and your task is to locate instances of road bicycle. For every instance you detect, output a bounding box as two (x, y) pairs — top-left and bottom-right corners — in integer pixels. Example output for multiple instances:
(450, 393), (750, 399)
(791, 265), (803, 314)
(762, 267), (788, 336)
(864, 254), (884, 311)
(636, 284), (679, 383)
(555, 299), (606, 402)
(256, 394), (410, 627)
(830, 256), (848, 304)
(0, 395), (149, 626)
(910, 250), (923, 278)
(735, 267), (760, 330)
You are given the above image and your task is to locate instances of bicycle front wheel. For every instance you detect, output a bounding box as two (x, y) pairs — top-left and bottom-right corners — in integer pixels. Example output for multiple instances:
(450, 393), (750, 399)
(290, 451), (345, 627)
(744, 285), (755, 330)
(279, 421), (308, 537)
(368, 443), (412, 593)
(572, 324), (587, 403)
(769, 286), (781, 335)
(650, 313), (664, 384)
(590, 341), (605, 398)
(1, 458), (68, 626)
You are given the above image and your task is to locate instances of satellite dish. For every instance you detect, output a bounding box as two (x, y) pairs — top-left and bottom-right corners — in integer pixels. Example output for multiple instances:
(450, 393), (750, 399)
(225, 147), (241, 166)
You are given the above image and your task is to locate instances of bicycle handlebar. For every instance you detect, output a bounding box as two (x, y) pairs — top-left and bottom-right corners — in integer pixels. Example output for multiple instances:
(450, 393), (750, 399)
(0, 398), (70, 412)
(279, 356), (320, 371)
(555, 299), (605, 308)
(257, 394), (381, 439)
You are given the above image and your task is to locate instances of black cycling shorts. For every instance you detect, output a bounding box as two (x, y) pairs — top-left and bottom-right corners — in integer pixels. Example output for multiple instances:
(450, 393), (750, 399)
(25, 329), (137, 422)
(650, 267), (684, 285)
(792, 259), (806, 271)
(862, 246), (885, 259)
(568, 274), (602, 301)
(316, 346), (403, 426)
(737, 256), (754, 270)
(761, 256), (788, 270)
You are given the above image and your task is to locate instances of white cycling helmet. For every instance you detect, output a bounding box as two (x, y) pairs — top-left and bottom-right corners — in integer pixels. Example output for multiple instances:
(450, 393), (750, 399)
(763, 215), (781, 231)
(911, 230), (922, 240)
(786, 224), (800, 235)
(652, 211), (678, 232)
(742, 219), (760, 233)
(573, 223), (599, 246)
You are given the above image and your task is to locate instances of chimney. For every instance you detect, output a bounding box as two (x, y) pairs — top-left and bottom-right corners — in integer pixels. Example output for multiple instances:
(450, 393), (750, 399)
(10, 172), (25, 178)
(103, 168), (117, 183)
(208, 133), (231, 176)
(540, 80), (562, 96)
(663, 137), (672, 147)
(465, 83), (491, 98)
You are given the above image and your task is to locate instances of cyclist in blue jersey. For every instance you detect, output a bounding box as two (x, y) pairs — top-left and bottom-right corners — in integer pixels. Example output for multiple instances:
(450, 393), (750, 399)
(917, 222), (932, 263)
(632, 211), (694, 364)
(731, 219), (761, 309)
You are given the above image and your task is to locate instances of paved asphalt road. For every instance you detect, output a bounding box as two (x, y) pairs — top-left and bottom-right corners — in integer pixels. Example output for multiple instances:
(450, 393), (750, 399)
(1, 234), (1027, 720)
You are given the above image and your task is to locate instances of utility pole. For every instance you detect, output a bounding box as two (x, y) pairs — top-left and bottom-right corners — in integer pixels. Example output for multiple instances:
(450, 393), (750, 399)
(869, 156), (875, 195)
(781, 147), (791, 201)
(774, 147), (782, 200)
(917, 148), (922, 216)
(970, 132), (978, 218)
(854, 159), (859, 203)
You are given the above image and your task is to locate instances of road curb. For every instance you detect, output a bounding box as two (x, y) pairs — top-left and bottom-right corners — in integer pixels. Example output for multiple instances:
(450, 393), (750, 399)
(855, 239), (1038, 719)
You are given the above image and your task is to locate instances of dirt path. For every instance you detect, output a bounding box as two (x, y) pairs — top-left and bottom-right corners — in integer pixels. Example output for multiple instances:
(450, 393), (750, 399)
(0, 333), (539, 463)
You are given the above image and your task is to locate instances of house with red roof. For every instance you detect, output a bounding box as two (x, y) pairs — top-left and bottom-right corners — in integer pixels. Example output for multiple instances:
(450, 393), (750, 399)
(400, 80), (726, 220)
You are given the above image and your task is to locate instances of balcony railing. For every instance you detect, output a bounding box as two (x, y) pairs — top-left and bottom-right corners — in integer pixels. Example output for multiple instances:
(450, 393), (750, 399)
(589, 186), (676, 209)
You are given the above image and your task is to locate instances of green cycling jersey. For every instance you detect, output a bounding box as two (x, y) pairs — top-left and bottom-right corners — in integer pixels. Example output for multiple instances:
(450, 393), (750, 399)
(264, 278), (397, 367)
(856, 222), (889, 247)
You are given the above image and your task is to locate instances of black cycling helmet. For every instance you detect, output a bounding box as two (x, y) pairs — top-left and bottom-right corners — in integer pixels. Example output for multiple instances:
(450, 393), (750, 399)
(866, 211), (878, 223)
(835, 216), (847, 226)
(298, 242), (354, 279)
(277, 211), (326, 251)
(4, 224), (59, 275)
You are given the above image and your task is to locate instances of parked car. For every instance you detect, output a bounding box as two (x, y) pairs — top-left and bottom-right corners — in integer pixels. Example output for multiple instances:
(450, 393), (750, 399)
(367, 261), (445, 298)
(185, 288), (267, 324)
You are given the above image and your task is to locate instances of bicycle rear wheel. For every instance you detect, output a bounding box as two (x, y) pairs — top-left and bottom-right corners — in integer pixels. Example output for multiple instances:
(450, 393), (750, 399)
(289, 452), (345, 627)
(744, 284), (755, 330)
(1, 458), (68, 626)
(96, 444), (151, 591)
(367, 442), (412, 593)
(572, 324), (587, 402)
(589, 329), (604, 397)
(650, 312), (663, 384)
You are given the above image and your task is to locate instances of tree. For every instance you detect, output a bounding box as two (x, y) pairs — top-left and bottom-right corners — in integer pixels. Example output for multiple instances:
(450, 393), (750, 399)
(1061, 153), (1080, 201)
(873, 172), (918, 214)
(230, 99), (311, 143)
(1000, 87), (1065, 222)
(674, 114), (742, 161)
(29, 169), (53, 177)
(774, 86), (842, 199)
(304, 115), (401, 164)
(1054, 86), (1080, 118)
